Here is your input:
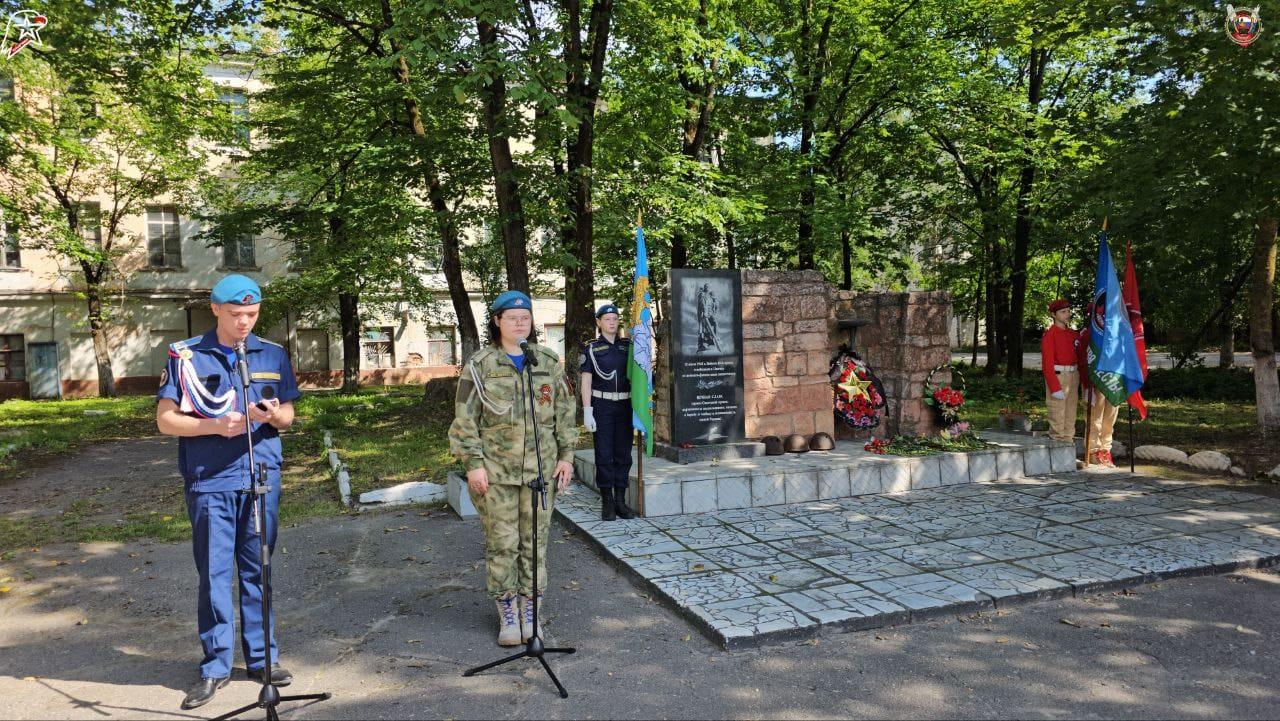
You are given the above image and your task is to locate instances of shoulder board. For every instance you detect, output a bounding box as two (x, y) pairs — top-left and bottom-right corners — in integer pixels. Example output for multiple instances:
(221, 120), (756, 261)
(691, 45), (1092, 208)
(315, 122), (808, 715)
(170, 336), (202, 352)
(534, 344), (560, 360)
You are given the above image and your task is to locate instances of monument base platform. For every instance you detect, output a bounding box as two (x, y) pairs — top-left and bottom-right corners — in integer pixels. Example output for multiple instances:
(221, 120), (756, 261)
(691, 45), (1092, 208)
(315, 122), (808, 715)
(653, 441), (767, 465)
(572, 432), (1077, 517)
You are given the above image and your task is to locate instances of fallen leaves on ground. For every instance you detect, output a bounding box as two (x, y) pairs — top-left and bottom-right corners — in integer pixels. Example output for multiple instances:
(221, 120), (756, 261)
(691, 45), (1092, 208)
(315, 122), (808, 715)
(1059, 618), (1082, 628)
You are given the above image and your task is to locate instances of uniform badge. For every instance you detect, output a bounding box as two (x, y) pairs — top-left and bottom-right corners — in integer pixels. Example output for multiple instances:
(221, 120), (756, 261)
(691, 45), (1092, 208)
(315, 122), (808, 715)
(538, 383), (552, 406)
(158, 368), (168, 387)
(179, 348), (194, 361)
(1227, 5), (1262, 47)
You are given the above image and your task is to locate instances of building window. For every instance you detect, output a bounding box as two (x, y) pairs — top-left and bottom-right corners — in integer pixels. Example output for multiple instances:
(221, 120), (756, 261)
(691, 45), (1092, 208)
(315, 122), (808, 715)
(425, 328), (456, 366)
(219, 90), (250, 146)
(0, 334), (24, 381)
(79, 202), (102, 247)
(361, 326), (395, 369)
(146, 206), (182, 268)
(0, 75), (13, 103)
(223, 233), (255, 268)
(2, 211), (19, 268)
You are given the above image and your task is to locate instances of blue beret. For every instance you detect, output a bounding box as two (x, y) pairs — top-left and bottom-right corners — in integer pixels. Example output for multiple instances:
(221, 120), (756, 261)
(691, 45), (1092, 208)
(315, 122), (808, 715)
(490, 290), (533, 313)
(595, 303), (620, 318)
(211, 274), (262, 305)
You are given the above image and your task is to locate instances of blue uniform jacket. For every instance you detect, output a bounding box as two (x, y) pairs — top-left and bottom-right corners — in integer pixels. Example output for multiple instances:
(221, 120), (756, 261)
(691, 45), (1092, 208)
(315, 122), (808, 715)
(579, 335), (631, 395)
(157, 330), (301, 492)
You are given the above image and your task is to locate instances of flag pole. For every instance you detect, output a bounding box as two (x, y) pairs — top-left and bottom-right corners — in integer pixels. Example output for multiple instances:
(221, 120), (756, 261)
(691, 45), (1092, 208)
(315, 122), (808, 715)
(635, 208), (646, 517)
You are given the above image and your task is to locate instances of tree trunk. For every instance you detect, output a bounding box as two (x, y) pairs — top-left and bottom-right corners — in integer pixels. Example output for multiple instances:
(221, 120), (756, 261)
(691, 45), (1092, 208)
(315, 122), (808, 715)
(83, 279), (116, 398)
(561, 0), (614, 363)
(972, 267), (982, 367)
(1219, 279), (1235, 369)
(795, 2), (819, 271)
(384, 41), (481, 364)
(984, 218), (1004, 376)
(338, 292), (361, 394)
(1249, 214), (1280, 433)
(1007, 45), (1046, 379)
(476, 19), (530, 295)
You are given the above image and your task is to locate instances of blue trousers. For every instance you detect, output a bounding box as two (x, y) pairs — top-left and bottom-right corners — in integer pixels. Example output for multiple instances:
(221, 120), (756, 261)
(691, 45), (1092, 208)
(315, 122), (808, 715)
(593, 398), (634, 489)
(185, 485), (280, 678)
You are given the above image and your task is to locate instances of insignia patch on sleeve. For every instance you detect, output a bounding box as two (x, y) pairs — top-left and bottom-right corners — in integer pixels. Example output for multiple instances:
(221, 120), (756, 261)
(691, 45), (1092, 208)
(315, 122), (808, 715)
(158, 368), (168, 387)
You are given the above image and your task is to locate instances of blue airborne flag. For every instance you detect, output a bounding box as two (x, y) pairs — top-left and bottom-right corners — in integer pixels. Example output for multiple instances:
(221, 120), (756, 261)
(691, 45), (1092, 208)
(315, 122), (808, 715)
(1087, 230), (1145, 407)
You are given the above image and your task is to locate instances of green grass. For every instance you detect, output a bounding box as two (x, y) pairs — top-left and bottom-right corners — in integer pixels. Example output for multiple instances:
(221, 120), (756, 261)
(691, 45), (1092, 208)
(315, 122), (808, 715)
(295, 386), (458, 498)
(0, 396), (156, 475)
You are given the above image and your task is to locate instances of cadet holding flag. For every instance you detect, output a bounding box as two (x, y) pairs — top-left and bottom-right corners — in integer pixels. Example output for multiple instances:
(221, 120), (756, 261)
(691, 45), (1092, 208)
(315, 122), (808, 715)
(449, 290), (577, 647)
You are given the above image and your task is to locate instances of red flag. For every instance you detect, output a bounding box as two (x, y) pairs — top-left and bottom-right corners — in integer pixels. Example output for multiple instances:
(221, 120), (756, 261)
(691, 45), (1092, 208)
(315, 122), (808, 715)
(1122, 241), (1148, 419)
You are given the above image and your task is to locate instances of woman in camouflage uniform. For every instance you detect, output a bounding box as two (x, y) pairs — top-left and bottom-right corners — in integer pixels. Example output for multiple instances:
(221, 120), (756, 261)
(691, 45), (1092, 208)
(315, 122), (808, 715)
(449, 290), (577, 646)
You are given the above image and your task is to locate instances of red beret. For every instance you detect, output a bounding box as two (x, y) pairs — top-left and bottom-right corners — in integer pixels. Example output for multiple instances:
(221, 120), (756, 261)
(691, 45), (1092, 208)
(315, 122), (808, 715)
(1048, 299), (1070, 313)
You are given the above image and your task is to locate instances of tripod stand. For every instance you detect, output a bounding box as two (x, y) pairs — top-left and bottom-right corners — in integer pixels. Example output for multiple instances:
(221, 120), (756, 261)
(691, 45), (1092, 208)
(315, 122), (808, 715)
(463, 355), (576, 697)
(214, 343), (331, 721)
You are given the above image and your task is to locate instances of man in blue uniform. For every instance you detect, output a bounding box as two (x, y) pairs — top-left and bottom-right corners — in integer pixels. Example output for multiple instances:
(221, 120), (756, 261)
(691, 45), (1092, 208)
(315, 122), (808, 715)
(579, 304), (637, 521)
(156, 274), (301, 710)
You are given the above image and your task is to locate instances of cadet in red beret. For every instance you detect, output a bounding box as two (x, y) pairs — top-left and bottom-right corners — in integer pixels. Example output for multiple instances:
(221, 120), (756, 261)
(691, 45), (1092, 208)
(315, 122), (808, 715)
(1041, 299), (1079, 442)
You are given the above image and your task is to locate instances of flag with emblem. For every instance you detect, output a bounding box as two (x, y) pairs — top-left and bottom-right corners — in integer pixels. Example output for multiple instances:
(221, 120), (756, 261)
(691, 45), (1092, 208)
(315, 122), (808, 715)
(627, 223), (655, 455)
(1087, 230), (1145, 407)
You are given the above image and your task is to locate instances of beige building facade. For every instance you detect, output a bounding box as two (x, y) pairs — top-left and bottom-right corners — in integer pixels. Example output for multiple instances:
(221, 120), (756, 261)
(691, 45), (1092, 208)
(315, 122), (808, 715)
(0, 64), (569, 400)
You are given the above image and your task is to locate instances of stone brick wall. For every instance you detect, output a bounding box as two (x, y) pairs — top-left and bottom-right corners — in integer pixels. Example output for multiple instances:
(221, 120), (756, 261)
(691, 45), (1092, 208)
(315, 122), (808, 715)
(829, 290), (953, 439)
(740, 270), (835, 439)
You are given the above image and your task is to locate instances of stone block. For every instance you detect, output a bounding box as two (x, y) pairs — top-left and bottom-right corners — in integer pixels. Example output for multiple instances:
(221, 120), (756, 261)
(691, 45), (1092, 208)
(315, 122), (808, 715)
(817, 466), (852, 499)
(751, 472), (787, 506)
(910, 456), (943, 489)
(1023, 446), (1052, 476)
(791, 411), (815, 436)
(682, 478), (718, 514)
(447, 470), (478, 519)
(793, 319), (829, 334)
(642, 482), (683, 517)
(881, 458), (912, 493)
(716, 475), (753, 510)
(745, 338), (785, 354)
(784, 469), (819, 504)
(1050, 444), (1076, 473)
(996, 449), (1024, 480)
(747, 414), (793, 439)
(744, 355), (767, 380)
(743, 322), (776, 339)
(786, 355), (808, 376)
(937, 452), (969, 486)
(783, 332), (828, 352)
(968, 451), (997, 484)
(849, 463), (883, 496)
(359, 480), (447, 507)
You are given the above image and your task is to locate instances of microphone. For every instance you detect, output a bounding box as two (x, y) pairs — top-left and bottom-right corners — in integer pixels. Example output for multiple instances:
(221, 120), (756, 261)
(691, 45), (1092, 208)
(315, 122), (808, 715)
(518, 338), (539, 367)
(234, 340), (251, 388)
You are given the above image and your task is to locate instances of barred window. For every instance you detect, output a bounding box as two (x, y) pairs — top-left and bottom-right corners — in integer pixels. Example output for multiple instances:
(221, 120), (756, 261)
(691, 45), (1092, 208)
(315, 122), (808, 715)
(2, 211), (19, 268)
(0, 334), (25, 381)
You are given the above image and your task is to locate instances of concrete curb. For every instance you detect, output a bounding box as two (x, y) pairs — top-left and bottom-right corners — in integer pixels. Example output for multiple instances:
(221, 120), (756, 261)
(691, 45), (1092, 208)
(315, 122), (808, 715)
(322, 430), (352, 508)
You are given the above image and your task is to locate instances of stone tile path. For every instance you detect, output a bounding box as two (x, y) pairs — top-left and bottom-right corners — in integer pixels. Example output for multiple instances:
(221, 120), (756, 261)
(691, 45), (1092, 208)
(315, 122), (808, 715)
(556, 472), (1280, 648)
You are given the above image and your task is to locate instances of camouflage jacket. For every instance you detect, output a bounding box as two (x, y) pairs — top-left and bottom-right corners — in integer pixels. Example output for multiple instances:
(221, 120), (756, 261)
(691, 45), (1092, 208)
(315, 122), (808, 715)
(448, 344), (578, 486)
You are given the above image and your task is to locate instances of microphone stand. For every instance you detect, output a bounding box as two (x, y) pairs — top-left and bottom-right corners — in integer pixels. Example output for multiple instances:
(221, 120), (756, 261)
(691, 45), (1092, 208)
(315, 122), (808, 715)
(215, 341), (331, 721)
(463, 346), (576, 697)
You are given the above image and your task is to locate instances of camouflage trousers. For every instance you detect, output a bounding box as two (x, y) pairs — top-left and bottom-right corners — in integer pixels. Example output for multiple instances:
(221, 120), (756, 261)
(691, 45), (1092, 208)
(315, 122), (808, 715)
(470, 481), (556, 598)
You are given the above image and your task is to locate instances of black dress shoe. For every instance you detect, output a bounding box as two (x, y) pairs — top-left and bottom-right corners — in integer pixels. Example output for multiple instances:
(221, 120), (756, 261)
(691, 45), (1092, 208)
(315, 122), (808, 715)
(247, 666), (293, 686)
(181, 677), (229, 709)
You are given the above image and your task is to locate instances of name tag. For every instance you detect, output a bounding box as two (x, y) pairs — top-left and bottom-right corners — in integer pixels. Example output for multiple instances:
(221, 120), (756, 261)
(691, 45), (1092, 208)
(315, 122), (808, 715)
(251, 372), (281, 381)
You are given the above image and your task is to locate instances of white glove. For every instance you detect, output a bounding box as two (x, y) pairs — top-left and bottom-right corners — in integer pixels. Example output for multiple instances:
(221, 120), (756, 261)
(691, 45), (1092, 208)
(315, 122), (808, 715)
(583, 406), (597, 432)
(1051, 390), (1066, 400)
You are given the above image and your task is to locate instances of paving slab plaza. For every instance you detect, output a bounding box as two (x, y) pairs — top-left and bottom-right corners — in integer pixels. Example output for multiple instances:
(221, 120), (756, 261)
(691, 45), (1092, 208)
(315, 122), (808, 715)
(555, 469), (1280, 648)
